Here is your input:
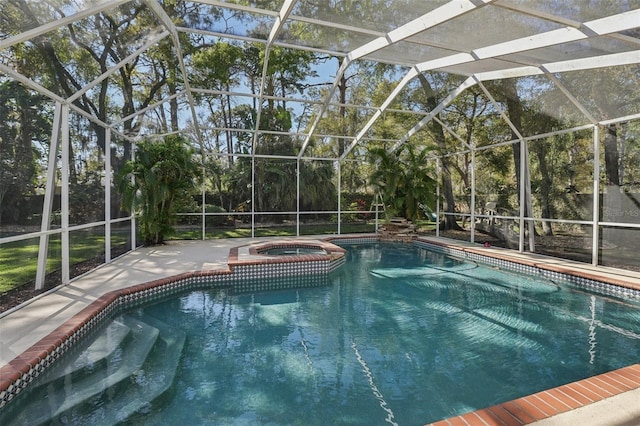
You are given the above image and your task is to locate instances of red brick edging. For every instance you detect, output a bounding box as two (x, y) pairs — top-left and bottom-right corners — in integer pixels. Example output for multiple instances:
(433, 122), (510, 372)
(426, 364), (640, 425)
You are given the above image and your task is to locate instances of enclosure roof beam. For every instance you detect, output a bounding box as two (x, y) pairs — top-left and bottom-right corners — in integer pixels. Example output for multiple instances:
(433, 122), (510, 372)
(348, 0), (495, 63)
(0, 0), (132, 52)
(476, 79), (524, 142)
(67, 30), (170, 104)
(194, 0), (383, 37)
(395, 12), (640, 141)
(110, 91), (187, 127)
(475, 49), (640, 81)
(433, 116), (472, 150)
(296, 59), (351, 158)
(299, 0), (495, 159)
(143, 0), (204, 146)
(338, 67), (419, 161)
(177, 26), (349, 59)
(0, 62), (129, 140)
(0, 63), (65, 104)
(545, 74), (598, 125)
(390, 76), (477, 153)
(414, 9), (640, 75)
(600, 112), (640, 126)
(191, 88), (400, 113)
(251, 0), (297, 151)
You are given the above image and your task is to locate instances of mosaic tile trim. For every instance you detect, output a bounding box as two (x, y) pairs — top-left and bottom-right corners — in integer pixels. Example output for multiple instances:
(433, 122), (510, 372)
(325, 234), (378, 245)
(232, 274), (331, 294)
(414, 238), (640, 299)
(0, 272), (227, 409)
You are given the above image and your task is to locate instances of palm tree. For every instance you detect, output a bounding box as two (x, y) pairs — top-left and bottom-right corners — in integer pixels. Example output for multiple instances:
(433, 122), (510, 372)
(118, 135), (199, 245)
(367, 145), (436, 222)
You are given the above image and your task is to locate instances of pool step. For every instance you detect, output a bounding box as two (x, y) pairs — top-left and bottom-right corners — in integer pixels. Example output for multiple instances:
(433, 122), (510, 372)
(98, 315), (187, 424)
(3, 314), (186, 425)
(38, 318), (132, 386)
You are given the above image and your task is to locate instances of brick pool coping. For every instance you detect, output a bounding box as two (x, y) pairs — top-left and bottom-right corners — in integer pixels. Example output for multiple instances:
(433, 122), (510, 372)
(426, 364), (640, 425)
(1, 235), (639, 424)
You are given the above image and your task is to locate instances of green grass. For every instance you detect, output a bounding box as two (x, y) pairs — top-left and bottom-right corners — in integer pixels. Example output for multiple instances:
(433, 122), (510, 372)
(0, 237), (41, 293)
(2, 223), (378, 294)
(0, 231), (128, 294)
(171, 222), (377, 240)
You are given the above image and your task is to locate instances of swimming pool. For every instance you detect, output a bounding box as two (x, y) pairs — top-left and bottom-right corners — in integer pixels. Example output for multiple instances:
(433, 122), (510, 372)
(2, 243), (639, 425)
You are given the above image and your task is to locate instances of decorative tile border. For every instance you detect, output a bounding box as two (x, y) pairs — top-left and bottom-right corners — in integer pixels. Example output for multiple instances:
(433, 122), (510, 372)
(325, 234), (379, 245)
(414, 237), (640, 299)
(229, 239), (347, 279)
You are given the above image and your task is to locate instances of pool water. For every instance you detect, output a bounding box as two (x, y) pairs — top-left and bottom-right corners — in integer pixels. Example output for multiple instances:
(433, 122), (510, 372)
(3, 243), (640, 425)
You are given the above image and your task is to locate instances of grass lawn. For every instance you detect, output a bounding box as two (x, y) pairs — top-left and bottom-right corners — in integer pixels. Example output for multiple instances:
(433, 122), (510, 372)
(171, 222), (378, 239)
(0, 231), (129, 294)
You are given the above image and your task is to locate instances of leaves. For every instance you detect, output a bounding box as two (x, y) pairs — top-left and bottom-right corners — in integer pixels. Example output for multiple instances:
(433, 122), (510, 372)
(367, 145), (436, 221)
(117, 135), (199, 245)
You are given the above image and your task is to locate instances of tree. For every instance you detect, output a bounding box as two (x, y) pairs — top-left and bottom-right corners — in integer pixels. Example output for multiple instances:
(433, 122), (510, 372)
(415, 73), (462, 230)
(367, 144), (436, 222)
(190, 42), (243, 160)
(117, 135), (199, 245)
(0, 0), (179, 173)
(0, 80), (51, 224)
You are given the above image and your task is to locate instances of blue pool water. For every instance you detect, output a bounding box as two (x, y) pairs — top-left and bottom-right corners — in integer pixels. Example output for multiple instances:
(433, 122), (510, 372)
(3, 243), (640, 425)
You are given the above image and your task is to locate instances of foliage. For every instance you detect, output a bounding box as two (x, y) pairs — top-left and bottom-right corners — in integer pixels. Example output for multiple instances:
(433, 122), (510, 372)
(1, 1), (640, 253)
(0, 80), (51, 224)
(339, 192), (374, 222)
(117, 135), (200, 246)
(205, 204), (233, 227)
(367, 145), (436, 222)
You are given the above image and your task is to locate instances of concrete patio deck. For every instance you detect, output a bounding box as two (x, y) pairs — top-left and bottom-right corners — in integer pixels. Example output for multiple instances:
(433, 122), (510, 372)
(1, 236), (639, 425)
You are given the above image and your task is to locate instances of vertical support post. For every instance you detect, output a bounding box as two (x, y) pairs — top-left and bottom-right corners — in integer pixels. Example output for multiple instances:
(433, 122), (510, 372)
(105, 129), (111, 262)
(251, 155), (255, 238)
(436, 159), (441, 238)
(470, 148), (476, 243)
(61, 104), (70, 284)
(201, 163), (206, 240)
(337, 161), (341, 235)
(519, 139), (526, 252)
(130, 141), (136, 249)
(524, 140), (535, 251)
(375, 193), (379, 234)
(591, 125), (600, 266)
(296, 159), (300, 237)
(35, 102), (62, 289)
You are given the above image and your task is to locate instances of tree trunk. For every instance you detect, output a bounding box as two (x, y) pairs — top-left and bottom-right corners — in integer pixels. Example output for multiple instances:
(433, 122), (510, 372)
(338, 73), (347, 156)
(417, 74), (461, 230)
(604, 124), (621, 186)
(532, 143), (554, 235)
